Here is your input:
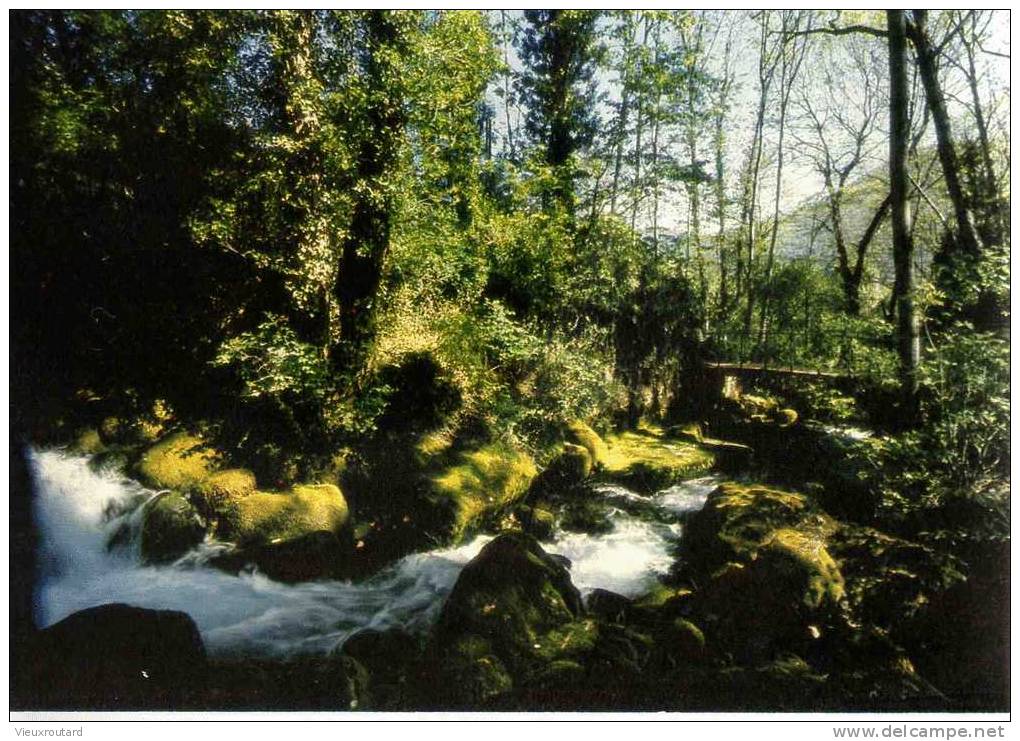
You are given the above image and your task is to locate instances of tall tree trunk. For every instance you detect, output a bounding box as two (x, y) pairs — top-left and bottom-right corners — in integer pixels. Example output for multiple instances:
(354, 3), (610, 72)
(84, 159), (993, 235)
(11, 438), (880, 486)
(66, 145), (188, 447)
(713, 36), (733, 323)
(888, 10), (919, 418)
(610, 14), (638, 214)
(499, 11), (517, 161)
(650, 19), (662, 255)
(331, 11), (406, 375)
(740, 14), (776, 359)
(756, 12), (806, 357)
(269, 10), (331, 351)
(629, 18), (651, 236)
(910, 10), (984, 257)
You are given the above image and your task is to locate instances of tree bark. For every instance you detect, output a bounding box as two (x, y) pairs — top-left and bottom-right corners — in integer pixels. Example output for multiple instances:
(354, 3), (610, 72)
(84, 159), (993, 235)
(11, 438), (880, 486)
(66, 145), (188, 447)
(888, 10), (919, 418)
(331, 11), (407, 375)
(910, 10), (984, 257)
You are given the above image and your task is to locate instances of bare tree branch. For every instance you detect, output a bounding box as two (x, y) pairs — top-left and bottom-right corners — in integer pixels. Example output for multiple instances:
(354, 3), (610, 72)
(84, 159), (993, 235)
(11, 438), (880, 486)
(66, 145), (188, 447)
(782, 23), (887, 40)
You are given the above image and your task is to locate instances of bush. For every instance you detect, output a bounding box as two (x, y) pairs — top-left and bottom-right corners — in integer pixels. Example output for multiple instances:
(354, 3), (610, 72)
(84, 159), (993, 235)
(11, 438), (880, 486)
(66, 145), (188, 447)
(917, 324), (1009, 487)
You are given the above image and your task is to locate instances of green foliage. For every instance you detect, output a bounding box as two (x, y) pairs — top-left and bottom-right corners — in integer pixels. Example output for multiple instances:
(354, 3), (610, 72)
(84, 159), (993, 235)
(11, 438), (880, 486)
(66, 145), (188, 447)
(917, 325), (1010, 487)
(435, 299), (619, 447)
(213, 315), (330, 404)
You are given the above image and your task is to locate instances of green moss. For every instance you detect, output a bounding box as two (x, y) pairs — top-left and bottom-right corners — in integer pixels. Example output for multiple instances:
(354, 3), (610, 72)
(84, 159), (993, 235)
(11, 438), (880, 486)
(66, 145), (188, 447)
(98, 417), (124, 444)
(670, 618), (706, 656)
(198, 468), (257, 510)
(414, 427), (455, 462)
(430, 443), (537, 542)
(137, 432), (221, 491)
(218, 483), (349, 545)
(633, 583), (692, 610)
(566, 421), (609, 468)
(776, 408), (799, 427)
(139, 491), (207, 563)
(559, 443), (593, 480)
(534, 618), (600, 662)
(761, 528), (846, 608)
(70, 428), (105, 455)
(439, 635), (514, 705)
(683, 482), (826, 573)
(601, 425), (716, 493)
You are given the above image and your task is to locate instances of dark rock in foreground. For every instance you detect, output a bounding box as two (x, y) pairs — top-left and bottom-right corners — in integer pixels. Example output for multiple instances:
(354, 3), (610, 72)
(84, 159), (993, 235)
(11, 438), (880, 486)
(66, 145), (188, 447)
(22, 603), (207, 709)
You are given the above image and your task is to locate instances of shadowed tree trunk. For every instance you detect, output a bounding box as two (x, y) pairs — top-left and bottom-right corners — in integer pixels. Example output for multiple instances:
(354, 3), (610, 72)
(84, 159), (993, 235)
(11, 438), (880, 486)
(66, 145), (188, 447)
(332, 11), (408, 375)
(888, 10), (919, 419)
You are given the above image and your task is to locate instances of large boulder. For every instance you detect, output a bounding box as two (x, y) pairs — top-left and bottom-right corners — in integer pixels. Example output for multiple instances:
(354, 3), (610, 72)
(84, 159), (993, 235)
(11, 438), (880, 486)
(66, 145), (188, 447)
(566, 421), (609, 469)
(528, 443), (594, 502)
(682, 482), (820, 575)
(139, 491), (207, 563)
(601, 426), (716, 494)
(210, 483), (350, 581)
(427, 533), (584, 705)
(197, 468), (257, 512)
(217, 483), (349, 545)
(136, 432), (221, 491)
(682, 483), (846, 662)
(23, 604), (207, 709)
(428, 443), (537, 543)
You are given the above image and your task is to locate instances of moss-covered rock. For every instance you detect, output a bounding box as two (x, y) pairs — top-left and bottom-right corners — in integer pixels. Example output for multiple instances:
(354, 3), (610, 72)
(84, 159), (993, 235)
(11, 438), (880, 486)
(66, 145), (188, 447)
(682, 482), (821, 574)
(428, 443), (537, 542)
(760, 528), (845, 609)
(197, 468), (257, 511)
(566, 420), (609, 469)
(217, 483), (349, 546)
(338, 627), (422, 709)
(98, 416), (126, 445)
(137, 432), (221, 492)
(586, 589), (632, 623)
(140, 491), (207, 563)
(681, 482), (848, 662)
(516, 504), (557, 540)
(601, 426), (716, 494)
(560, 498), (614, 535)
(527, 443), (594, 501)
(666, 618), (707, 662)
(434, 635), (514, 707)
(776, 408), (799, 427)
(70, 428), (105, 455)
(429, 533), (584, 703)
(24, 603), (207, 710)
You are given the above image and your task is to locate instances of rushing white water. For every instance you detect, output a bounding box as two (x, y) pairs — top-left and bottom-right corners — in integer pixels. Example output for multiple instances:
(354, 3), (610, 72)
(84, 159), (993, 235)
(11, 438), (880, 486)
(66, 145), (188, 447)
(539, 477), (724, 597)
(542, 516), (674, 598)
(30, 449), (491, 657)
(657, 476), (723, 516)
(29, 447), (711, 657)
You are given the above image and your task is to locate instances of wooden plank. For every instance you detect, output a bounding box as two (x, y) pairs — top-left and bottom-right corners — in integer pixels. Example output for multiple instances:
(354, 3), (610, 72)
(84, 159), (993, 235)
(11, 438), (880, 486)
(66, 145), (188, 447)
(703, 362), (846, 380)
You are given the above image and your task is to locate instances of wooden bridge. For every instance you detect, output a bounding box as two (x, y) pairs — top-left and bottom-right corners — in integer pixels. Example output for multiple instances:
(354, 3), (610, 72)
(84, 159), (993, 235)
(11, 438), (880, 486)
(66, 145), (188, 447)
(704, 362), (847, 381)
(703, 361), (850, 401)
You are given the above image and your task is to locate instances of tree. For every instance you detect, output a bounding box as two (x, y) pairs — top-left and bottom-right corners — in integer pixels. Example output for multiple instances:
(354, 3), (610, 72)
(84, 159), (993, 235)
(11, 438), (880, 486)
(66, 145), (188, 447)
(332, 11), (414, 373)
(517, 10), (602, 216)
(755, 10), (810, 355)
(736, 12), (781, 359)
(888, 10), (920, 416)
(792, 32), (889, 316)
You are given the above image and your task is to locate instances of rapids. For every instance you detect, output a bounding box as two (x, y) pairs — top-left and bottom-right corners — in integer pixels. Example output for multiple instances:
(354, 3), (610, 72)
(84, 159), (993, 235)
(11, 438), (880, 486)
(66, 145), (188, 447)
(28, 448), (716, 658)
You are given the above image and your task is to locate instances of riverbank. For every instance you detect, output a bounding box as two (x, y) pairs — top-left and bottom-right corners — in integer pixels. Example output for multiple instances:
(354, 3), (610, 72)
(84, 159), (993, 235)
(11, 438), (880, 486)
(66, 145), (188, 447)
(12, 402), (1009, 711)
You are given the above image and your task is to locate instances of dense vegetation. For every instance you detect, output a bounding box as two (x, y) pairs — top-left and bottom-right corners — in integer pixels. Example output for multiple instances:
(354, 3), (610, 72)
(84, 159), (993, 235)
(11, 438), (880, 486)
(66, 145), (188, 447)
(10, 10), (1009, 712)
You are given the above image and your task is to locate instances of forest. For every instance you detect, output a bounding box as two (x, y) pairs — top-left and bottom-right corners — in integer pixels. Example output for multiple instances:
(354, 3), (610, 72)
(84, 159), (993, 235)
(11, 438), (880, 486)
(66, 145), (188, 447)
(9, 9), (1010, 713)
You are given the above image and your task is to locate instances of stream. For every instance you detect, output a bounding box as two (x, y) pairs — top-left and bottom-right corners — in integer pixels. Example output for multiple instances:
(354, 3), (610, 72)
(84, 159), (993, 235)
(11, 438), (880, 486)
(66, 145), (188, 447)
(28, 448), (720, 659)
